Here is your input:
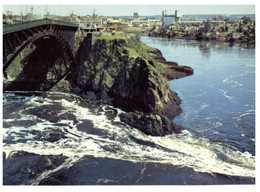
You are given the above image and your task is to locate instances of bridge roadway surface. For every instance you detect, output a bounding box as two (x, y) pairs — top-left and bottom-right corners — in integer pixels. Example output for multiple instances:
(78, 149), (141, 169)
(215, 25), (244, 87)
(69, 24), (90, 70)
(3, 19), (79, 35)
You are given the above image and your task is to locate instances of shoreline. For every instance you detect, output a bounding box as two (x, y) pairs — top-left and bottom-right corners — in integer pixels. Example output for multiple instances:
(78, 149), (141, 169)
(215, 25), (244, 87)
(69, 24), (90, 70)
(148, 33), (255, 48)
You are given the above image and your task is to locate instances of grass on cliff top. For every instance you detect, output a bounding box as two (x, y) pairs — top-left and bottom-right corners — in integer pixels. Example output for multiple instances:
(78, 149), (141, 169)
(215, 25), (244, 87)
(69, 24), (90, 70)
(124, 47), (139, 58)
(125, 36), (166, 74)
(97, 33), (167, 75)
(96, 34), (126, 40)
(125, 36), (153, 58)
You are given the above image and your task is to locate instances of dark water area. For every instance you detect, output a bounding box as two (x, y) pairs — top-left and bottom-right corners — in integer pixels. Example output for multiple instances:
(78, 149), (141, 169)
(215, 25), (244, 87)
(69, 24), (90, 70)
(141, 37), (255, 156)
(3, 37), (255, 185)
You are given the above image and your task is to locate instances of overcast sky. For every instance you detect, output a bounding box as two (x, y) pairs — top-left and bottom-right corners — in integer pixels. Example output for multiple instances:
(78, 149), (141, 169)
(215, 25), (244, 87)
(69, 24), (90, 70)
(2, 4), (255, 16)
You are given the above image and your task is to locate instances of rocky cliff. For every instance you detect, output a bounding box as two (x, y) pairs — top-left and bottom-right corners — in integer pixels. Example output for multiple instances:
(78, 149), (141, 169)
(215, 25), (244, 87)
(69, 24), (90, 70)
(70, 34), (193, 136)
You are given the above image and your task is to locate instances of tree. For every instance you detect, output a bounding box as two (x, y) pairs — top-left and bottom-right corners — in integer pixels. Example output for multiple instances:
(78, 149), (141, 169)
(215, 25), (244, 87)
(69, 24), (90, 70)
(241, 16), (251, 25)
(224, 18), (230, 23)
(202, 20), (212, 33)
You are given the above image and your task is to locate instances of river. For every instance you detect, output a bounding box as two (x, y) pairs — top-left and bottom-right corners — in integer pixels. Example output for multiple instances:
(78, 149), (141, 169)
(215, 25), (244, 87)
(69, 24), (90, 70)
(3, 37), (255, 185)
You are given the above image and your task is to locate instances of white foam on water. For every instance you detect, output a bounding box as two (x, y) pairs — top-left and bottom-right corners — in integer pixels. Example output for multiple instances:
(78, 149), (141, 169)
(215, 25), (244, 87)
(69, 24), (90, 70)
(211, 121), (223, 128)
(222, 75), (244, 87)
(199, 103), (209, 110)
(97, 178), (119, 184)
(233, 112), (255, 122)
(150, 132), (254, 176)
(239, 112), (255, 118)
(218, 88), (235, 101)
(3, 92), (255, 182)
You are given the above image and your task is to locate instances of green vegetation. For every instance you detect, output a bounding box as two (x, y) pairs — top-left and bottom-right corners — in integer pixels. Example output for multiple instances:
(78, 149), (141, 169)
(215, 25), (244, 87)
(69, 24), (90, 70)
(125, 36), (166, 74)
(124, 47), (139, 58)
(5, 46), (36, 79)
(126, 36), (151, 58)
(95, 34), (167, 74)
(96, 34), (160, 65)
(50, 76), (71, 92)
(104, 71), (114, 88)
(96, 34), (126, 40)
(6, 55), (23, 79)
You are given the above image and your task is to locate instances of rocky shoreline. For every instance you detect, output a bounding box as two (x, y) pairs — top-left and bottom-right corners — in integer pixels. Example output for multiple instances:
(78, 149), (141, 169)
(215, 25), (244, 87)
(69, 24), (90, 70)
(147, 48), (194, 81)
(3, 34), (193, 136)
(148, 31), (255, 47)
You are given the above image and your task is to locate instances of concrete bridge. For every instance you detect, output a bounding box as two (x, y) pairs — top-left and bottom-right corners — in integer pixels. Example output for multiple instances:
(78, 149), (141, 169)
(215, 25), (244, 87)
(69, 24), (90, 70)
(3, 18), (79, 71)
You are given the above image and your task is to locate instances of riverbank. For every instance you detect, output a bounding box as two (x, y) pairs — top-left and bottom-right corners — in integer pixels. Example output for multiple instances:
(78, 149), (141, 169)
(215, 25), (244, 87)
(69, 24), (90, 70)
(148, 20), (255, 46)
(148, 32), (255, 46)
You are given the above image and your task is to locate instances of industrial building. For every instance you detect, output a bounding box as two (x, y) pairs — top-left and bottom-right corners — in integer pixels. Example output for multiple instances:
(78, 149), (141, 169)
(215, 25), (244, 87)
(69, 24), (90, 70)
(133, 12), (139, 19)
(162, 10), (183, 26)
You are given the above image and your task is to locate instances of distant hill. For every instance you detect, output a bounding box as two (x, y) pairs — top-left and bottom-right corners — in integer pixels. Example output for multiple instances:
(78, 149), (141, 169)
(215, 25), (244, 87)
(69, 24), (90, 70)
(116, 14), (255, 21)
(46, 14), (255, 21)
(183, 14), (255, 21)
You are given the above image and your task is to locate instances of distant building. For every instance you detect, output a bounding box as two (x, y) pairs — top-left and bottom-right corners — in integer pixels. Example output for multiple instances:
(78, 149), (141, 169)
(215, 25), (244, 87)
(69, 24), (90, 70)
(213, 15), (224, 21)
(133, 12), (139, 19)
(106, 17), (121, 23)
(35, 14), (43, 20)
(175, 10), (183, 24)
(162, 10), (183, 26)
(92, 9), (97, 18)
(79, 15), (105, 28)
(6, 10), (13, 16)
(132, 19), (148, 27)
(175, 10), (183, 17)
(147, 19), (162, 26)
(107, 21), (128, 31)
(26, 6), (34, 20)
(162, 10), (175, 26)
(27, 13), (34, 20)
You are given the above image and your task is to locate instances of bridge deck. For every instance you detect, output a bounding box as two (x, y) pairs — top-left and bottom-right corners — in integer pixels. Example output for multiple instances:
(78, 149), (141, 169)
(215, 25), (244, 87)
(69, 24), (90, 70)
(3, 18), (79, 35)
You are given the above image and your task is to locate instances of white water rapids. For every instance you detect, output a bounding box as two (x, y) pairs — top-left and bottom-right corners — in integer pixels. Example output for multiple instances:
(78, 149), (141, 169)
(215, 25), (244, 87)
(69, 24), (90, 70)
(3, 91), (255, 185)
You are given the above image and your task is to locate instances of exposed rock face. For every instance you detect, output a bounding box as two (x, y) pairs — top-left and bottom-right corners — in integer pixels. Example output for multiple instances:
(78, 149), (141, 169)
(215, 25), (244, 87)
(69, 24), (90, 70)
(111, 56), (175, 113)
(119, 112), (183, 136)
(70, 35), (193, 136)
(147, 48), (193, 81)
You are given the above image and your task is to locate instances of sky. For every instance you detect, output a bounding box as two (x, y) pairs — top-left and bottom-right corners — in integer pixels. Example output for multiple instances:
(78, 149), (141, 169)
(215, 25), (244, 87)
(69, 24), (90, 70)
(2, 4), (255, 17)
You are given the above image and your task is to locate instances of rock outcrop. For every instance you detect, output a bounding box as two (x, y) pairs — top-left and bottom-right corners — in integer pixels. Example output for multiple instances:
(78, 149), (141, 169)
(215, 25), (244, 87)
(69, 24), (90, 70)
(146, 48), (193, 80)
(119, 112), (183, 136)
(70, 34), (193, 136)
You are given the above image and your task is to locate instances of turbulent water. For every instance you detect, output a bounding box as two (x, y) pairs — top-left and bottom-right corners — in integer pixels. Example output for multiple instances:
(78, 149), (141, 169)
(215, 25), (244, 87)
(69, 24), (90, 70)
(3, 37), (255, 185)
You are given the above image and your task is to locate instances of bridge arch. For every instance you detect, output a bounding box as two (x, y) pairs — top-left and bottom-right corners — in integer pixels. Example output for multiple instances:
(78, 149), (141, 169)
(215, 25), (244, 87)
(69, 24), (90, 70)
(3, 19), (79, 91)
(4, 31), (75, 72)
(3, 18), (79, 72)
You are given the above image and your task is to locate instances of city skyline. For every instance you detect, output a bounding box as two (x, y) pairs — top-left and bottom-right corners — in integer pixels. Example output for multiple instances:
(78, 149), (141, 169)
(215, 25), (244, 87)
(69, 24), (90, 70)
(3, 4), (255, 17)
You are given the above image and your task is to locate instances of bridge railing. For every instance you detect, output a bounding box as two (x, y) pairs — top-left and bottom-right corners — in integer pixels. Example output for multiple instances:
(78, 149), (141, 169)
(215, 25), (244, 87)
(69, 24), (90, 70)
(3, 18), (79, 35)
